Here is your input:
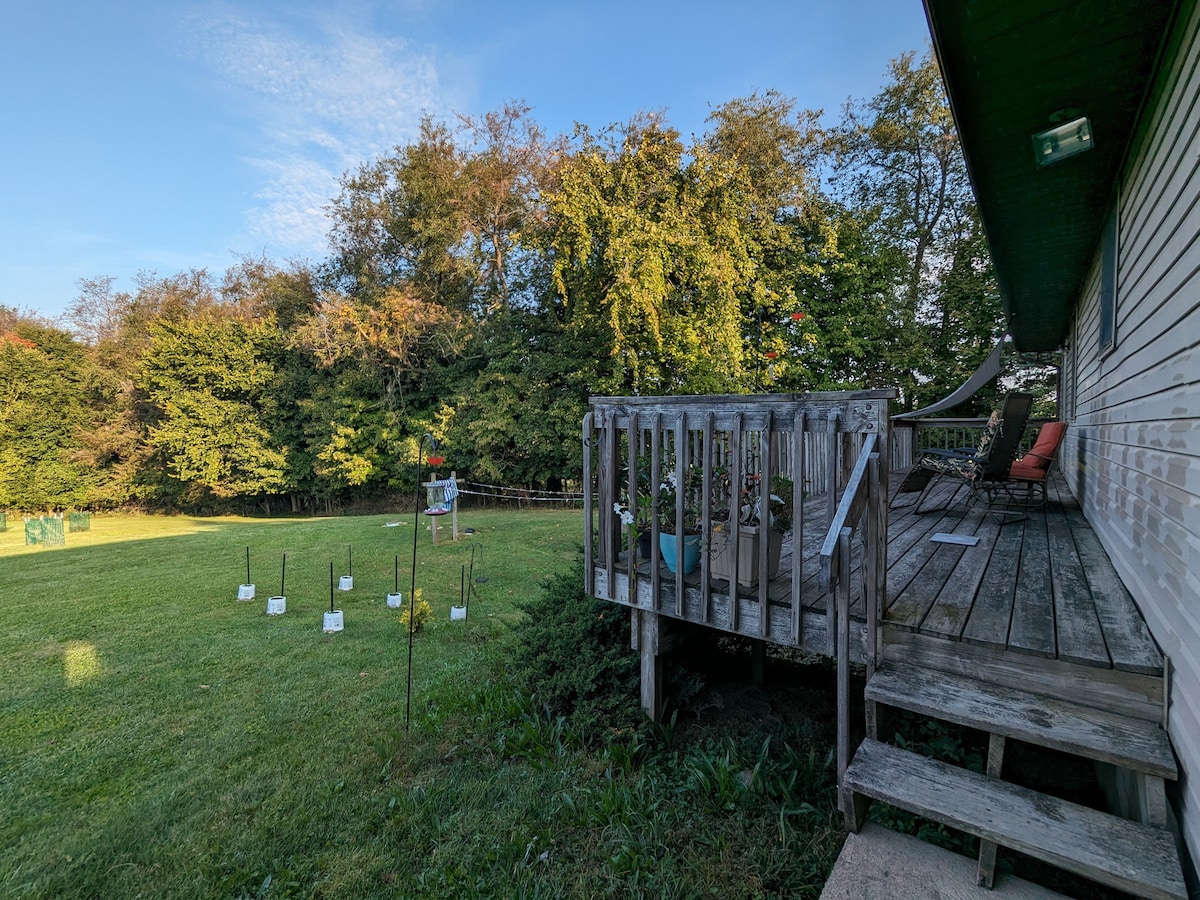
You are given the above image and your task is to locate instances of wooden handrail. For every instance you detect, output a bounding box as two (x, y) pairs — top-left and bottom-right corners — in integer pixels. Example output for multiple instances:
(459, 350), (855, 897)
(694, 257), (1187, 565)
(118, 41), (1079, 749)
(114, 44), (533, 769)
(820, 432), (878, 594)
(817, 431), (883, 805)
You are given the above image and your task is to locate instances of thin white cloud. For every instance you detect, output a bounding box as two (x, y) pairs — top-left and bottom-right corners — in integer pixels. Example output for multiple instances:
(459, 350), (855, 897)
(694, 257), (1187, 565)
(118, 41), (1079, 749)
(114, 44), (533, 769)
(182, 3), (446, 259)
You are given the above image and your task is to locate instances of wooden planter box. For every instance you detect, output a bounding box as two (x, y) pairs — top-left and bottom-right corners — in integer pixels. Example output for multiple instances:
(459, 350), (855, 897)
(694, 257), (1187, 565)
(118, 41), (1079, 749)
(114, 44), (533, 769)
(709, 524), (783, 587)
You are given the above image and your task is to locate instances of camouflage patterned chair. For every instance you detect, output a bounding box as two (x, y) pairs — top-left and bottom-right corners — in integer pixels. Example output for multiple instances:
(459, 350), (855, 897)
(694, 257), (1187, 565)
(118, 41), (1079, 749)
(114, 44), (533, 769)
(892, 392), (1034, 513)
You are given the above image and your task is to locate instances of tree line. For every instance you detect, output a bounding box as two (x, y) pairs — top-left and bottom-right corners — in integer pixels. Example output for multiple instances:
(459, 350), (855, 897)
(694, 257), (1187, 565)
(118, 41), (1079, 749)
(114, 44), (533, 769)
(1, 52), (1024, 515)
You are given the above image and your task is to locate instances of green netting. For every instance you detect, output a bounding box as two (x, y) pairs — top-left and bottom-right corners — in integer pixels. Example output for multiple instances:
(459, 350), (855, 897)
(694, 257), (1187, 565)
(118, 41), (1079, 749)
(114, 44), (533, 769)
(24, 516), (65, 547)
(68, 511), (91, 532)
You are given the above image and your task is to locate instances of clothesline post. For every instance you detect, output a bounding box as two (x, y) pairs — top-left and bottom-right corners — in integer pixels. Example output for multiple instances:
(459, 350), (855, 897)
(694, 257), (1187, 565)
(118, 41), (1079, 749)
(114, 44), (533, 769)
(451, 470), (459, 542)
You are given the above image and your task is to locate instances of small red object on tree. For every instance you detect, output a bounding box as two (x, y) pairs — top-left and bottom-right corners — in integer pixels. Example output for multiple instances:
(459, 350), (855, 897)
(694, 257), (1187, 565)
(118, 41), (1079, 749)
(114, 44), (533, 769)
(427, 455), (445, 467)
(791, 311), (806, 321)
(765, 351), (778, 360)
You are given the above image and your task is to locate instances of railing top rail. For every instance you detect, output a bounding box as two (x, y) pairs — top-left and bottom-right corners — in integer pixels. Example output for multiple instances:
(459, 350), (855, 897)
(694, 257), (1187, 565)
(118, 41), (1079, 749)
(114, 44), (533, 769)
(892, 417), (1051, 427)
(590, 393), (894, 434)
(591, 390), (897, 410)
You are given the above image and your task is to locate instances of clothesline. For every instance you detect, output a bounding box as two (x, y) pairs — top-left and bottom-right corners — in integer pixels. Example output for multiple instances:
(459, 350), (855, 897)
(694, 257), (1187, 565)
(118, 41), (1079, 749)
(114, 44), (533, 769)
(460, 479), (584, 498)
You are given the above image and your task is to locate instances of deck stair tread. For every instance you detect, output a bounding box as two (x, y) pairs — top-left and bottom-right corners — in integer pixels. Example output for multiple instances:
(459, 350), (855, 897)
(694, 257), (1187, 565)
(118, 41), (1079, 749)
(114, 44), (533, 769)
(866, 663), (1177, 779)
(844, 739), (1187, 900)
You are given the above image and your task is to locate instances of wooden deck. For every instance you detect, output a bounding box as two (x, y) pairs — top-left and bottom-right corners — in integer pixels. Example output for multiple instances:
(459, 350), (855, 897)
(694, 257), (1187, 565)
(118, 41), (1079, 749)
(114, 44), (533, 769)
(882, 471), (1162, 677)
(596, 468), (1162, 688)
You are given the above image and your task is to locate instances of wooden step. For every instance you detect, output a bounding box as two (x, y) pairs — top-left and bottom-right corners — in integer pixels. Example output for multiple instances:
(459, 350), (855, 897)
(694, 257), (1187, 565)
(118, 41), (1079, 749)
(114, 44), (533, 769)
(867, 663), (1177, 779)
(843, 739), (1187, 900)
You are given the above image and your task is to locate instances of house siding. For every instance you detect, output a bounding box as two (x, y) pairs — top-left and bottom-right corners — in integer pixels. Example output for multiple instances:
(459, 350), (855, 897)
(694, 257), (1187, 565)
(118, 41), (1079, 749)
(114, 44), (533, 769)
(1064, 0), (1200, 863)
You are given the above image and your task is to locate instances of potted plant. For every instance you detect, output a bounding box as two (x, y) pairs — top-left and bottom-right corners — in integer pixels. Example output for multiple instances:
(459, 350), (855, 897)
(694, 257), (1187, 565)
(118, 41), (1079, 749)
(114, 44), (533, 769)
(709, 472), (793, 587)
(658, 467), (703, 575)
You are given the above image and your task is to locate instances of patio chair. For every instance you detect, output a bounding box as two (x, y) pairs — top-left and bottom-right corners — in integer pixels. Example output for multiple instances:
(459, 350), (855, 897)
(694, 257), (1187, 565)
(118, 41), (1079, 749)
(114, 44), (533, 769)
(891, 392), (1034, 512)
(1000, 420), (1066, 506)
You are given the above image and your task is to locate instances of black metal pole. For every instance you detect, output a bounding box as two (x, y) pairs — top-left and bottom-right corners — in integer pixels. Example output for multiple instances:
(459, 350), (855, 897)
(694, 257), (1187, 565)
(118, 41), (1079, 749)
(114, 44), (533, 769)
(280, 553), (286, 597)
(330, 562), (334, 612)
(246, 546), (251, 584)
(406, 433), (436, 731)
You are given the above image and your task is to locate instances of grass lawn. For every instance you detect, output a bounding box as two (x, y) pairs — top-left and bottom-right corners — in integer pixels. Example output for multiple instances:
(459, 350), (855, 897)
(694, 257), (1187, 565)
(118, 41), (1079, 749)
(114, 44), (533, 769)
(0, 508), (843, 898)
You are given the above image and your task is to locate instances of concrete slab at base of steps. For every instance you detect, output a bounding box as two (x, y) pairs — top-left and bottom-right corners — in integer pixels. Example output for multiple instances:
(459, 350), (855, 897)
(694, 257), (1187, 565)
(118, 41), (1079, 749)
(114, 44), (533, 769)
(820, 823), (1068, 900)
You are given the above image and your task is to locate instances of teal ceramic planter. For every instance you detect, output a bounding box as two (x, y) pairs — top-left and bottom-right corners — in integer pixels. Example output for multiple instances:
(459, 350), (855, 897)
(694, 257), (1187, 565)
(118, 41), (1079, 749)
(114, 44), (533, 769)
(659, 532), (701, 574)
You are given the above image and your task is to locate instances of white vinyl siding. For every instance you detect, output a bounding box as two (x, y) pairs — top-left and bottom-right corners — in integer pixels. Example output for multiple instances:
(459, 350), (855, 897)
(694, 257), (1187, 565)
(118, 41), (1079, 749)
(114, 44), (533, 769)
(1064, 1), (1200, 863)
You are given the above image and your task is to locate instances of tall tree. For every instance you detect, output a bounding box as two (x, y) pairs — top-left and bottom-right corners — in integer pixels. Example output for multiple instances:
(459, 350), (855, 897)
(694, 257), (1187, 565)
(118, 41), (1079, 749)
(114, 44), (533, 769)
(141, 315), (288, 505)
(0, 314), (93, 510)
(547, 117), (753, 395)
(831, 50), (1004, 408)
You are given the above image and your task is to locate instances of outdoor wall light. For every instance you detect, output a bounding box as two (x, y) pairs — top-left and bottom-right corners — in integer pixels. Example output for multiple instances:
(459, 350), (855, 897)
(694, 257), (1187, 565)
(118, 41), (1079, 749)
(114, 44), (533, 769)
(1032, 116), (1093, 166)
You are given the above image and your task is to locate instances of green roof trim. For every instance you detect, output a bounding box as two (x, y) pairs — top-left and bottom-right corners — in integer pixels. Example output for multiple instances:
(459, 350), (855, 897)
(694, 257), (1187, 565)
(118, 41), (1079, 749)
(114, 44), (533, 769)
(924, 0), (1179, 351)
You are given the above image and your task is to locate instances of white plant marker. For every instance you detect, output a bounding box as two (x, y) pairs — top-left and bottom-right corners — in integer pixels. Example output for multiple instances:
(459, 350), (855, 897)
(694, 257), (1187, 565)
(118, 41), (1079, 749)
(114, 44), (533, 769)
(267, 553), (286, 615)
(324, 563), (344, 632)
(238, 546), (255, 600)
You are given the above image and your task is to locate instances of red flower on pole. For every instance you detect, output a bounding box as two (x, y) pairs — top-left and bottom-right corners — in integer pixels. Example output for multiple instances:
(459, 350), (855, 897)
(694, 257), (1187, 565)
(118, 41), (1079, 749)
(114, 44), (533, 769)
(427, 456), (445, 467)
(791, 311), (806, 321)
(765, 351), (778, 360)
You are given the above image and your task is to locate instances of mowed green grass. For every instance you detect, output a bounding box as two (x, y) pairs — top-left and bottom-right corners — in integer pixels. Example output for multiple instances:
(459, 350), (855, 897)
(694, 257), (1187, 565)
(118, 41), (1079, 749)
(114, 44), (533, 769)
(0, 509), (582, 898)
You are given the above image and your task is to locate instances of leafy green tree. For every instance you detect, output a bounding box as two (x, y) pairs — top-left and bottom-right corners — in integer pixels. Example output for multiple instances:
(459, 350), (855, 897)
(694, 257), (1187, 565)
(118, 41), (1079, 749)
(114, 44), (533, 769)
(439, 310), (609, 487)
(547, 118), (753, 395)
(327, 116), (474, 308)
(0, 314), (93, 510)
(141, 315), (288, 505)
(831, 50), (1004, 409)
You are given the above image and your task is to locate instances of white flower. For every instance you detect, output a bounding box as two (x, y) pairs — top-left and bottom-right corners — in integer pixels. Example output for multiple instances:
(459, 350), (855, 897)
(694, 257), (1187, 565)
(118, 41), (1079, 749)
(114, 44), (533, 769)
(619, 509), (634, 527)
(613, 502), (623, 514)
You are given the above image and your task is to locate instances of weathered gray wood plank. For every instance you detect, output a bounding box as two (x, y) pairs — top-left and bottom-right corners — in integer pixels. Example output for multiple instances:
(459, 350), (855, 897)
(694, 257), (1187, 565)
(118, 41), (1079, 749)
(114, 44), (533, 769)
(1046, 496), (1111, 668)
(844, 739), (1186, 899)
(922, 513), (1002, 640)
(1007, 511), (1056, 658)
(887, 508), (987, 632)
(883, 630), (1164, 723)
(867, 664), (1177, 778)
(884, 507), (972, 614)
(1052, 479), (1163, 675)
(960, 520), (1022, 648)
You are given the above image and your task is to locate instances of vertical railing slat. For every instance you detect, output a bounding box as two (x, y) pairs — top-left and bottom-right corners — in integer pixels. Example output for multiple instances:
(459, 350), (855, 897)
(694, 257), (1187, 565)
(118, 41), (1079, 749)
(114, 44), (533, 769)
(626, 412), (639, 605)
(836, 526), (852, 803)
(729, 413), (743, 631)
(674, 414), (687, 617)
(701, 412), (714, 624)
(583, 411), (595, 597)
(650, 415), (662, 610)
(866, 453), (881, 680)
(604, 414), (618, 599)
(826, 413), (840, 653)
(759, 412), (774, 638)
(791, 411), (805, 646)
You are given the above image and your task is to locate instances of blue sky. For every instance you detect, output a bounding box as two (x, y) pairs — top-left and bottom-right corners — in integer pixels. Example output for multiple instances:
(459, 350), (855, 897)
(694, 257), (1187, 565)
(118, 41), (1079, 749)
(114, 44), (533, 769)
(1, 1), (930, 319)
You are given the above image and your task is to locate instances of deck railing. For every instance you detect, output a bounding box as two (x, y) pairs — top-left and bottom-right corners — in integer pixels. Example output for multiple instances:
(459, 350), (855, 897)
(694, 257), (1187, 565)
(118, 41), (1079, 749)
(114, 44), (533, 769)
(892, 417), (1051, 470)
(584, 391), (894, 651)
(819, 433), (884, 799)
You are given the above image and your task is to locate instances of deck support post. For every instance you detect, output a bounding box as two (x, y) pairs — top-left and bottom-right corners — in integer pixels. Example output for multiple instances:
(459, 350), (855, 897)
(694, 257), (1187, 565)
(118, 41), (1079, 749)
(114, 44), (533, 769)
(977, 732), (1007, 888)
(637, 609), (664, 722)
(751, 641), (766, 684)
(1096, 763), (1170, 827)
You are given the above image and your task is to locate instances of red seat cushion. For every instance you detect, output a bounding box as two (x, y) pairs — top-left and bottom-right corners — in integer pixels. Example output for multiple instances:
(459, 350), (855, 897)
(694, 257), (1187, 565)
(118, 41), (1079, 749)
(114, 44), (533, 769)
(1008, 462), (1047, 482)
